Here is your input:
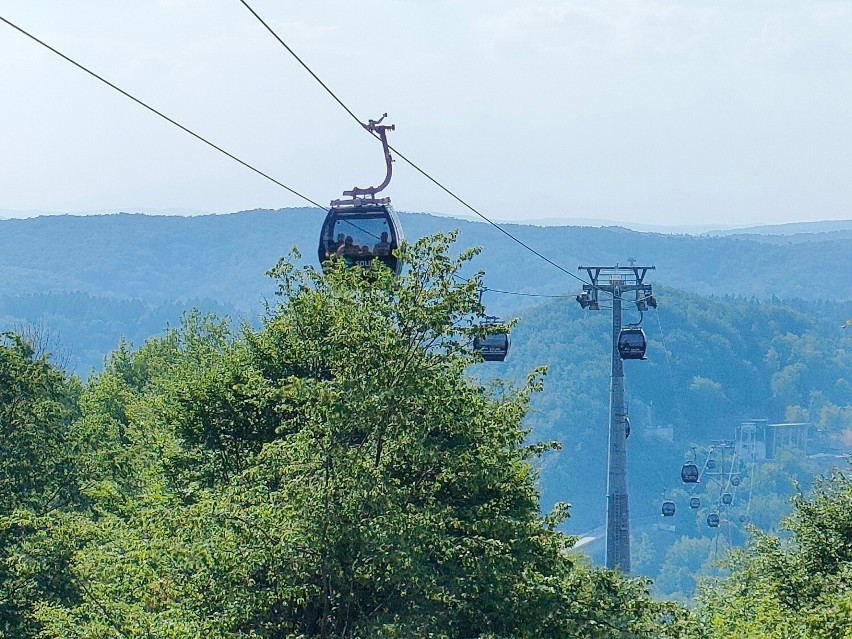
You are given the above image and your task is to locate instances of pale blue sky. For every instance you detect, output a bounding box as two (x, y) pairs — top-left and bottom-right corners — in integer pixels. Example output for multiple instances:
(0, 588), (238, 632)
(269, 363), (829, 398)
(1, 1), (851, 226)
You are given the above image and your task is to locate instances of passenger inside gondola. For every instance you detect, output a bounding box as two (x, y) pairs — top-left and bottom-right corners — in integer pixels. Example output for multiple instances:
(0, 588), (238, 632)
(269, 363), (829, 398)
(336, 236), (360, 256)
(331, 233), (345, 253)
(374, 231), (391, 255)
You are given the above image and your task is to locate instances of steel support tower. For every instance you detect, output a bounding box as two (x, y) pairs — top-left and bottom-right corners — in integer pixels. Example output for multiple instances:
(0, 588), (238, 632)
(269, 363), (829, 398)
(576, 265), (656, 572)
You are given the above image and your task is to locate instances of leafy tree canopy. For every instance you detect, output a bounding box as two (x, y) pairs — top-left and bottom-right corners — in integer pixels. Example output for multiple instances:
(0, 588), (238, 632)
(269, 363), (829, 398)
(0, 332), (82, 638)
(24, 234), (692, 638)
(697, 467), (852, 638)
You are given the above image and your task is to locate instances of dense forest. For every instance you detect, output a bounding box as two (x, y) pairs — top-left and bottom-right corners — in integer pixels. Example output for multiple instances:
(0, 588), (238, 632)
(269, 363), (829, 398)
(2, 213), (852, 636)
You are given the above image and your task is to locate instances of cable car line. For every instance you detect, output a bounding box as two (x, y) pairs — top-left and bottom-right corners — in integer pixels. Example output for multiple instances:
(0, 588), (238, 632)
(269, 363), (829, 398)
(235, 0), (363, 130)
(451, 276), (578, 300)
(0, 10), (568, 305)
(0, 14), (327, 212)
(235, 0), (593, 289)
(485, 289), (575, 299)
(6, 9), (615, 305)
(653, 308), (686, 428)
(7, 11), (624, 305)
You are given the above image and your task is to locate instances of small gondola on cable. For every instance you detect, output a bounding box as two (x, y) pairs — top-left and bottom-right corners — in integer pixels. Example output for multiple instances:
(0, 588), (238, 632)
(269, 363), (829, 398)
(318, 114), (404, 275)
(473, 288), (510, 362)
(681, 461), (700, 484)
(618, 309), (648, 360)
(661, 500), (676, 517)
(618, 326), (647, 360)
(689, 496), (701, 509)
(707, 512), (720, 528)
(473, 315), (511, 362)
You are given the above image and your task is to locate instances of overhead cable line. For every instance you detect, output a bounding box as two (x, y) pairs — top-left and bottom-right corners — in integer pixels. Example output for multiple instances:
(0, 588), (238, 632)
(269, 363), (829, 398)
(236, 0), (591, 288)
(4, 12), (620, 305)
(653, 307), (686, 427)
(484, 288), (577, 299)
(0, 15), (327, 211)
(451, 274), (578, 300)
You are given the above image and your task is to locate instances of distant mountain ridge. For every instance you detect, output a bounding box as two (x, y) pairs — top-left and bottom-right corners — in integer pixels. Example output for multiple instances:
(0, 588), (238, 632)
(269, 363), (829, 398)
(706, 219), (852, 236)
(2, 209), (852, 315)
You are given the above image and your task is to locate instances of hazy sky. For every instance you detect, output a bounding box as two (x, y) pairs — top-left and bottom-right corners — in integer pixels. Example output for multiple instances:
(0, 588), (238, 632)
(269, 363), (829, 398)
(1, 1), (851, 226)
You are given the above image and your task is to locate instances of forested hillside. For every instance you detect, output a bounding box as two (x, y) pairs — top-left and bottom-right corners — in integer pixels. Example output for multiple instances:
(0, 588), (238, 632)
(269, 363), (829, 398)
(500, 288), (852, 515)
(2, 212), (851, 563)
(495, 288), (852, 596)
(2, 231), (851, 636)
(0, 292), (239, 375)
(2, 210), (852, 315)
(0, 236), (694, 638)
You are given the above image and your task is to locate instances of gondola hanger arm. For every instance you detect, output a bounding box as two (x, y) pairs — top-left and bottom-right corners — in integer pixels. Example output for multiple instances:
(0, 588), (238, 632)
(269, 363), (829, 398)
(343, 113), (395, 199)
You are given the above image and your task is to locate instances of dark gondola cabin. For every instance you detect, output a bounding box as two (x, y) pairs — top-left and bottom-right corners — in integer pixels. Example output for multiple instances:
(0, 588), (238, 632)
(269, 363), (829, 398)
(722, 492), (733, 505)
(473, 318), (510, 362)
(707, 513), (720, 528)
(689, 496), (701, 509)
(617, 327), (647, 360)
(318, 203), (404, 275)
(706, 458), (717, 470)
(681, 462), (700, 483)
(731, 476), (741, 487)
(661, 500), (676, 517)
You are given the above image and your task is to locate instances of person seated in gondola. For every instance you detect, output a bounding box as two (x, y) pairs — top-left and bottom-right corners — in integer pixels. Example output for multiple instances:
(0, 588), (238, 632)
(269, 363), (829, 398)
(330, 233), (346, 254)
(336, 236), (360, 256)
(373, 231), (391, 255)
(360, 245), (372, 256)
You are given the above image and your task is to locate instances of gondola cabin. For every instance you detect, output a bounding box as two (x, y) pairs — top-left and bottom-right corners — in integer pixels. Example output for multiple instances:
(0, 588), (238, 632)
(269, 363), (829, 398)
(473, 319), (510, 362)
(617, 327), (647, 360)
(706, 459), (717, 470)
(722, 492), (733, 505)
(319, 114), (403, 276)
(707, 513), (720, 528)
(689, 496), (701, 509)
(661, 500), (676, 517)
(681, 462), (700, 484)
(318, 202), (404, 275)
(731, 476), (741, 487)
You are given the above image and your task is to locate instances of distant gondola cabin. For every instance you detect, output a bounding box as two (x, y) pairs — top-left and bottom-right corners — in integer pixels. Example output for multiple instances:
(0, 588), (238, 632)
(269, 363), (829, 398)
(617, 327), (647, 360)
(681, 462), (700, 484)
(689, 496), (701, 509)
(707, 513), (720, 528)
(473, 333), (510, 362)
(661, 500), (676, 517)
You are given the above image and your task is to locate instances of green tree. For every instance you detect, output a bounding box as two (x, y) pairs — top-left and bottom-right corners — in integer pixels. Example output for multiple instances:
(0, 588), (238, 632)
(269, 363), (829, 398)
(697, 467), (852, 638)
(33, 235), (692, 638)
(0, 333), (81, 638)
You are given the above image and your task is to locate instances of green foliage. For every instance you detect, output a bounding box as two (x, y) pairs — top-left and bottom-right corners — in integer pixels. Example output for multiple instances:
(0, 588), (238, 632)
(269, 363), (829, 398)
(15, 235), (690, 638)
(0, 333), (82, 638)
(0, 291), (240, 377)
(697, 467), (852, 638)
